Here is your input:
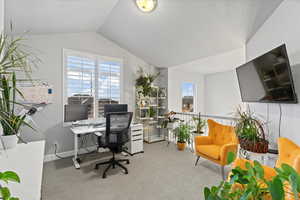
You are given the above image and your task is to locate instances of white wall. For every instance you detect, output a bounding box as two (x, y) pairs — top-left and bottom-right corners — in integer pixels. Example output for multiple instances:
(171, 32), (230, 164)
(21, 32), (153, 155)
(0, 0), (3, 32)
(204, 70), (242, 116)
(246, 0), (300, 146)
(168, 68), (205, 114)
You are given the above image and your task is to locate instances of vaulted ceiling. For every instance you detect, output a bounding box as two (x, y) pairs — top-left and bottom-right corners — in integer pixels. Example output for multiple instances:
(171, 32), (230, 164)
(5, 0), (283, 67)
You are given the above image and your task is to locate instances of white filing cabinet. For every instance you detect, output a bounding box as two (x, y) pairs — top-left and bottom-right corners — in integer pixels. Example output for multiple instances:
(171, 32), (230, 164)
(126, 123), (144, 155)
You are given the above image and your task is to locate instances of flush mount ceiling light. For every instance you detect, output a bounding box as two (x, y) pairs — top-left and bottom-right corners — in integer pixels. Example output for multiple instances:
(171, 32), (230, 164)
(135, 0), (158, 13)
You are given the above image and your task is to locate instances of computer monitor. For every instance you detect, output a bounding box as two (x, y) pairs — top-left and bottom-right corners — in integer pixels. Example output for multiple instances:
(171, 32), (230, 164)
(104, 104), (128, 116)
(64, 104), (89, 122)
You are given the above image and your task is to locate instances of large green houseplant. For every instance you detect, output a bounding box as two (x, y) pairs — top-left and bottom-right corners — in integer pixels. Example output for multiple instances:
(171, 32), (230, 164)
(0, 171), (20, 200)
(174, 123), (192, 151)
(234, 106), (268, 153)
(204, 152), (300, 200)
(0, 73), (34, 149)
(0, 31), (38, 149)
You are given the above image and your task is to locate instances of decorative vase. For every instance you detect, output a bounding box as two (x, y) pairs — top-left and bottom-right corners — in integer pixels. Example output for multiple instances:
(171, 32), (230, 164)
(0, 135), (18, 149)
(177, 142), (186, 151)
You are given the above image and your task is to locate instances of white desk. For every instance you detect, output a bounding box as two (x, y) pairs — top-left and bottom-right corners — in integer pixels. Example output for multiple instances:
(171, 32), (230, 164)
(0, 141), (45, 200)
(70, 124), (105, 169)
(70, 119), (143, 169)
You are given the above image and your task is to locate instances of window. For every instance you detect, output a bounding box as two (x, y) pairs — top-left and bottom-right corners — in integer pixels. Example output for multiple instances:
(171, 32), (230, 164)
(63, 49), (122, 120)
(181, 82), (196, 113)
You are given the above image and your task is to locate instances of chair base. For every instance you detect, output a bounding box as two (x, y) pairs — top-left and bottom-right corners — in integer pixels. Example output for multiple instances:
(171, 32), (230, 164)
(95, 154), (130, 179)
(195, 155), (225, 180)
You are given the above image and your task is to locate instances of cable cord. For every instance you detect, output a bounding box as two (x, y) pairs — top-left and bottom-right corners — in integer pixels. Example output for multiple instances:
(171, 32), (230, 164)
(278, 104), (282, 138)
(54, 143), (68, 159)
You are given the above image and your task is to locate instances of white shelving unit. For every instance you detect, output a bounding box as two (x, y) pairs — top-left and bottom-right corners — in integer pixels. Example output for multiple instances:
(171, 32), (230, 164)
(135, 86), (168, 143)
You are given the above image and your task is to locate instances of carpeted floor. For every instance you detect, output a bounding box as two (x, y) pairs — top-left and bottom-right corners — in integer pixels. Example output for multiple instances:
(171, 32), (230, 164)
(42, 142), (224, 200)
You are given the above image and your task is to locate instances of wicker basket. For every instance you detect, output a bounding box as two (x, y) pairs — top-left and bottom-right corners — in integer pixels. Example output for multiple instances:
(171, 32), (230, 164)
(237, 117), (269, 153)
(239, 137), (269, 153)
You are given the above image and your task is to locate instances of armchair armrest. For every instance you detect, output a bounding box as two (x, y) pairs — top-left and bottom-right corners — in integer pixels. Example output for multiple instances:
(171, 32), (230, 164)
(194, 136), (213, 146)
(220, 143), (238, 166)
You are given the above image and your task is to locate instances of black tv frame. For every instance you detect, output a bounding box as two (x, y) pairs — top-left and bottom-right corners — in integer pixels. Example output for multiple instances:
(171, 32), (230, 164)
(236, 44), (298, 104)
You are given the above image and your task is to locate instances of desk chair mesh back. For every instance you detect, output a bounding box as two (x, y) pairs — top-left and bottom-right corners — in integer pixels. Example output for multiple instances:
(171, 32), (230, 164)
(95, 112), (133, 178)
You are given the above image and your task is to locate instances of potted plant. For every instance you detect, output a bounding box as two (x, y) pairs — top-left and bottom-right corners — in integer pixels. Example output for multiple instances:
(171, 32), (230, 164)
(0, 30), (39, 150)
(192, 116), (206, 135)
(135, 67), (160, 97)
(174, 123), (192, 151)
(0, 73), (35, 149)
(234, 106), (268, 153)
(148, 107), (156, 118)
(0, 170), (20, 200)
(204, 152), (300, 200)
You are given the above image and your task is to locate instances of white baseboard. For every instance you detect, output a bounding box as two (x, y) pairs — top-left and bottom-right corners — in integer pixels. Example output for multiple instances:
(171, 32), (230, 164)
(44, 145), (103, 163)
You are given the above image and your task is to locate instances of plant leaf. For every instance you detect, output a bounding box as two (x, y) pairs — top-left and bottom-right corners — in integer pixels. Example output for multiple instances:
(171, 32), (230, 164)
(2, 171), (20, 183)
(269, 176), (284, 200)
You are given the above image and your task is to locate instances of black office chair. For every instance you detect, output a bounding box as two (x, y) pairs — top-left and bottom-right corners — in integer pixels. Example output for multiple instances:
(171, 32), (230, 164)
(95, 112), (133, 178)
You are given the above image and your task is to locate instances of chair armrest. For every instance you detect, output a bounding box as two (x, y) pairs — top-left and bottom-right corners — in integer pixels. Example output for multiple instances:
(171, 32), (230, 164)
(194, 136), (213, 146)
(292, 155), (300, 174)
(220, 143), (238, 166)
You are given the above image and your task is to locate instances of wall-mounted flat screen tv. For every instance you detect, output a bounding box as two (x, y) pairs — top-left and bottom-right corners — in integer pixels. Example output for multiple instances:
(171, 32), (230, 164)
(236, 44), (297, 104)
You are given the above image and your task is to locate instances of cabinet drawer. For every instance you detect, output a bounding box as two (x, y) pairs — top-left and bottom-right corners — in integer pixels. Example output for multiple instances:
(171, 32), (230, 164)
(132, 139), (143, 153)
(132, 133), (143, 140)
(131, 128), (143, 133)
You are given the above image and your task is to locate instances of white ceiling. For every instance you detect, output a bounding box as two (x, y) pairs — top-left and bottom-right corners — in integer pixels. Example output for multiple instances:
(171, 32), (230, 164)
(5, 0), (119, 34)
(5, 0), (283, 67)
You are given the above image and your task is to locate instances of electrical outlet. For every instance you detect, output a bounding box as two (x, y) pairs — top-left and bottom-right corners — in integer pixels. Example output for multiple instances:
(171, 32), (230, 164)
(54, 142), (59, 151)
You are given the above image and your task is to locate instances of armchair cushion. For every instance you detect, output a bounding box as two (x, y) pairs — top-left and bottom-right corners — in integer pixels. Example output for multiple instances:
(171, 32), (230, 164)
(197, 145), (222, 160)
(207, 119), (237, 146)
(277, 137), (300, 173)
(194, 136), (213, 146)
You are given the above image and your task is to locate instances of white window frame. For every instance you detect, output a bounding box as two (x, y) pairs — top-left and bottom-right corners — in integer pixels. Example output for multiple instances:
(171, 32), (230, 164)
(181, 82), (197, 113)
(62, 48), (124, 125)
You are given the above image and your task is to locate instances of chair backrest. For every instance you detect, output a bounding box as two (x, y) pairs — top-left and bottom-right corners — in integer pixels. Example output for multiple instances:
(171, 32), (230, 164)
(276, 137), (300, 173)
(105, 112), (133, 150)
(207, 119), (238, 145)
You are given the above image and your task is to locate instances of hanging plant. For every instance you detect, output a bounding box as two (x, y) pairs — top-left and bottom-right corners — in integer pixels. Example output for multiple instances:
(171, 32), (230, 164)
(234, 106), (268, 153)
(135, 67), (160, 97)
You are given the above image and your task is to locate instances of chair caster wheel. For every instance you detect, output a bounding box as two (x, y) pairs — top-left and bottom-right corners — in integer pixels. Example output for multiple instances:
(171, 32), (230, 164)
(125, 171), (128, 174)
(102, 174), (107, 179)
(126, 160), (130, 164)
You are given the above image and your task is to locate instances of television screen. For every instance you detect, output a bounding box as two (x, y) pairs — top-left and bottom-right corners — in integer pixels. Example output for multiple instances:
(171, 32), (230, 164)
(236, 44), (297, 103)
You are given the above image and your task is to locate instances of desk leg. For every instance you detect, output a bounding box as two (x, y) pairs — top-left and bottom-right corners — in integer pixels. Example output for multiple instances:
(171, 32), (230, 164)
(73, 134), (81, 169)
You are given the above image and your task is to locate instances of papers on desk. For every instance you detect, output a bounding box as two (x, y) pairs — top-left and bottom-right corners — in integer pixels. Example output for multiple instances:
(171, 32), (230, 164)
(72, 118), (105, 126)
(71, 125), (105, 135)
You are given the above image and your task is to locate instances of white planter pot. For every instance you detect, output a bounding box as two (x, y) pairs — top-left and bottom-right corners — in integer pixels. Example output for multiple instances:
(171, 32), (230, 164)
(0, 135), (18, 149)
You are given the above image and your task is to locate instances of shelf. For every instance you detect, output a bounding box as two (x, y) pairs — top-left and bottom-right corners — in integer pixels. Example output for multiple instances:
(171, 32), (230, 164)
(138, 107), (150, 109)
(158, 116), (165, 119)
(149, 104), (158, 107)
(138, 117), (150, 120)
(158, 97), (166, 100)
(144, 135), (165, 143)
(158, 106), (166, 109)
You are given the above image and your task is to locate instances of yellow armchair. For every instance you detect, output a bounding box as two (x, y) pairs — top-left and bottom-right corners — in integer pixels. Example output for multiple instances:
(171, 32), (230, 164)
(231, 137), (300, 200)
(276, 137), (300, 173)
(194, 119), (238, 179)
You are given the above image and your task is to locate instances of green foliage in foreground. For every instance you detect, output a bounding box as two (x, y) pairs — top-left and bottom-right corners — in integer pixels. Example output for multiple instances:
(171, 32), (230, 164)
(0, 171), (20, 200)
(204, 152), (300, 200)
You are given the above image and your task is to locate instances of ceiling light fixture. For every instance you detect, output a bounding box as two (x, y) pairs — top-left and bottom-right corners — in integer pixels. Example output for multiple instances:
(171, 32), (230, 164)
(135, 0), (157, 13)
